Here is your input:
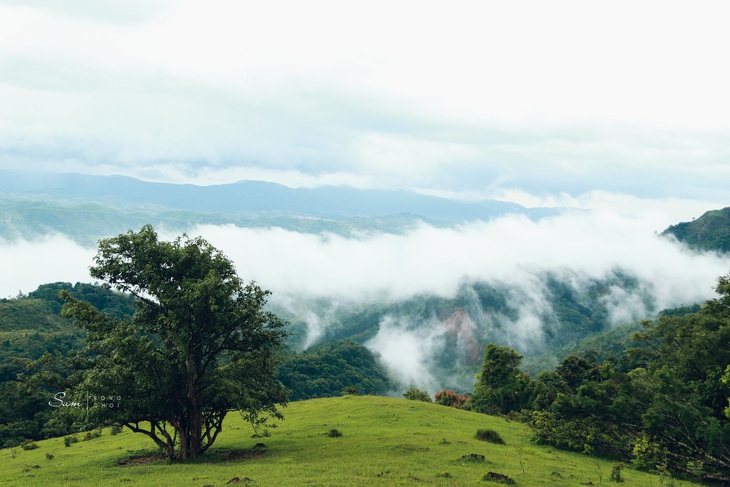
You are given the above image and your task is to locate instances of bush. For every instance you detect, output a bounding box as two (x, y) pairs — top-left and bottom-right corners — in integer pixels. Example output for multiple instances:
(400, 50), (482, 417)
(342, 386), (358, 396)
(482, 471), (516, 484)
(83, 429), (102, 441)
(63, 435), (79, 447)
(403, 386), (432, 403)
(20, 439), (38, 450)
(110, 425), (123, 435)
(610, 463), (624, 482)
(326, 428), (343, 438)
(459, 453), (485, 463)
(434, 389), (468, 408)
(45, 453), (54, 460)
(475, 429), (505, 445)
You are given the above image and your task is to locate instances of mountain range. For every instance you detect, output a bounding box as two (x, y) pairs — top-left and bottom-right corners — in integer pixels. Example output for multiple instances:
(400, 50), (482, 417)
(0, 171), (558, 244)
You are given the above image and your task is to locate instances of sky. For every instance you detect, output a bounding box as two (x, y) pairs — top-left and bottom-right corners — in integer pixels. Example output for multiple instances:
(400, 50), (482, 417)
(3, 2), (730, 385)
(1, 0), (730, 214)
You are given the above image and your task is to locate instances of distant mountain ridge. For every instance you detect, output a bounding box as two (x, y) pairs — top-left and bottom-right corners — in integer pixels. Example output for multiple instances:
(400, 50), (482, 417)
(0, 171), (557, 244)
(662, 206), (730, 253)
(0, 171), (545, 219)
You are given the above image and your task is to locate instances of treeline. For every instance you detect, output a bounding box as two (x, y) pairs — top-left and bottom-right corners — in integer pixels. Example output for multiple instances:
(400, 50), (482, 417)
(0, 282), (136, 448)
(0, 283), (393, 448)
(456, 274), (730, 483)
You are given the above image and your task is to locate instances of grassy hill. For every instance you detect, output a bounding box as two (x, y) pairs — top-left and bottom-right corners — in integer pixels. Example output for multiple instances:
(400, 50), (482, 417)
(0, 396), (699, 486)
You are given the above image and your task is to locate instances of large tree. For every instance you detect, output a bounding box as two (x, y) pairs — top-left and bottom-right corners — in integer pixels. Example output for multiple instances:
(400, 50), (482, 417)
(56, 225), (288, 461)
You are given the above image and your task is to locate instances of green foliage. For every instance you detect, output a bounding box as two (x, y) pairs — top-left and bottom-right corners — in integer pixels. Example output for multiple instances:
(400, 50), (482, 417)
(36, 225), (288, 462)
(528, 272), (730, 483)
(662, 207), (730, 253)
(611, 463), (624, 482)
(475, 428), (505, 445)
(63, 435), (78, 447)
(482, 471), (516, 484)
(403, 386), (432, 403)
(326, 428), (342, 438)
(278, 339), (392, 401)
(20, 439), (38, 450)
(470, 344), (530, 415)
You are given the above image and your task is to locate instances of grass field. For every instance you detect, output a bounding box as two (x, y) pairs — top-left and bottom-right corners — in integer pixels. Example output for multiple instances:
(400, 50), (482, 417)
(0, 395), (701, 486)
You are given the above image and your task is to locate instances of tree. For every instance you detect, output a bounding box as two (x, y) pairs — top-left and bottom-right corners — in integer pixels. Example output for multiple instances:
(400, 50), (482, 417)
(470, 344), (530, 414)
(55, 225), (288, 461)
(403, 386), (432, 403)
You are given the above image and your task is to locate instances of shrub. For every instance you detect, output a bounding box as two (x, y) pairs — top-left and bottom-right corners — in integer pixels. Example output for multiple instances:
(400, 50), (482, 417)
(610, 463), (624, 482)
(45, 453), (54, 460)
(475, 429), (505, 445)
(21, 439), (39, 451)
(434, 389), (468, 408)
(403, 386), (432, 403)
(482, 471), (516, 484)
(110, 425), (123, 435)
(63, 435), (79, 447)
(342, 386), (358, 396)
(326, 428), (342, 438)
(459, 453), (485, 462)
(83, 429), (102, 441)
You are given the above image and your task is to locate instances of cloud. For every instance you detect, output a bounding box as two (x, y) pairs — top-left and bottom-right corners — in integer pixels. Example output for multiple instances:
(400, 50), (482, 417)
(3, 209), (729, 389)
(0, 234), (95, 298)
(365, 316), (444, 392)
(2, 1), (730, 202)
(192, 212), (729, 308)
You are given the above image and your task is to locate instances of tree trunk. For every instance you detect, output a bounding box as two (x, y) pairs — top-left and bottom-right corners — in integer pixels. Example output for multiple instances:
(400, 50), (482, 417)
(180, 352), (204, 459)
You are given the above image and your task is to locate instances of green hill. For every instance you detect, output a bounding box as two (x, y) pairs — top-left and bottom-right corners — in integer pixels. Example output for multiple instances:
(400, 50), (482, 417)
(662, 206), (730, 253)
(0, 395), (699, 486)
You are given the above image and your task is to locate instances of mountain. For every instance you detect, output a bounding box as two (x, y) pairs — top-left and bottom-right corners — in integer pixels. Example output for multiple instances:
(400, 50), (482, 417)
(662, 206), (730, 253)
(0, 171), (556, 244)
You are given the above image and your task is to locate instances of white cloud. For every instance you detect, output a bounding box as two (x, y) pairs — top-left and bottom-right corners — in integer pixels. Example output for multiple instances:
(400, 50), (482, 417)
(0, 234), (95, 298)
(189, 211), (729, 312)
(365, 316), (444, 392)
(1, 1), (730, 201)
(3, 209), (729, 388)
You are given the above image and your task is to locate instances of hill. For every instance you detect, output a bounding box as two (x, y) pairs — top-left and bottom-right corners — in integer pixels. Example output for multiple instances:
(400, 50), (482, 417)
(0, 395), (700, 486)
(662, 206), (730, 253)
(0, 171), (556, 244)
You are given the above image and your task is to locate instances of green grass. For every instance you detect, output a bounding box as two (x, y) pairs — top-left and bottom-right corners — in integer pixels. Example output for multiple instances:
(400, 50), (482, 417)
(0, 396), (701, 486)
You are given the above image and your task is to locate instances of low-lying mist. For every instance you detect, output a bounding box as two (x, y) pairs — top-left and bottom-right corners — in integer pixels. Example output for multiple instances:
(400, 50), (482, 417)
(2, 210), (728, 393)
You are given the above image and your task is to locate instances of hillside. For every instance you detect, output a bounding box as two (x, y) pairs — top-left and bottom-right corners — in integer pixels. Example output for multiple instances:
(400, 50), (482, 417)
(662, 206), (730, 253)
(0, 395), (700, 486)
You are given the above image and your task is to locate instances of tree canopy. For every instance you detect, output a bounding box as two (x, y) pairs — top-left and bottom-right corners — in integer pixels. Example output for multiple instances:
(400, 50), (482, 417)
(50, 225), (288, 461)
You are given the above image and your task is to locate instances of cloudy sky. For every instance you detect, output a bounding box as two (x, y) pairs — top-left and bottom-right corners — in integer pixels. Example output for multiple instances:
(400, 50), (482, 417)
(2, 0), (730, 213)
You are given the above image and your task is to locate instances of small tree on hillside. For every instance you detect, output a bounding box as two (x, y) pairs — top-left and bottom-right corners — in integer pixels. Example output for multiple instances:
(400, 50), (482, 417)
(50, 225), (288, 461)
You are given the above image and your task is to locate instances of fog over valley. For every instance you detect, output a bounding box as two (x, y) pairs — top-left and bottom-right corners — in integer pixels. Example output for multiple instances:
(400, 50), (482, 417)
(3, 209), (728, 391)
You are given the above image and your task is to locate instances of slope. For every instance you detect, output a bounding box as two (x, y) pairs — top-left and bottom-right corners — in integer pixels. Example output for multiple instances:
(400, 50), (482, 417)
(0, 395), (700, 486)
(662, 206), (730, 253)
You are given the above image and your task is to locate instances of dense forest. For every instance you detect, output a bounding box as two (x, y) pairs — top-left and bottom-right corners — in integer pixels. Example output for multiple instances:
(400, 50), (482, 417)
(451, 274), (730, 483)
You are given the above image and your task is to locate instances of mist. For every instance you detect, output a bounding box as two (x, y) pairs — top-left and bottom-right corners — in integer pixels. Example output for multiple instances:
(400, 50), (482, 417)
(0, 234), (95, 299)
(2, 210), (729, 391)
(192, 211), (728, 308)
